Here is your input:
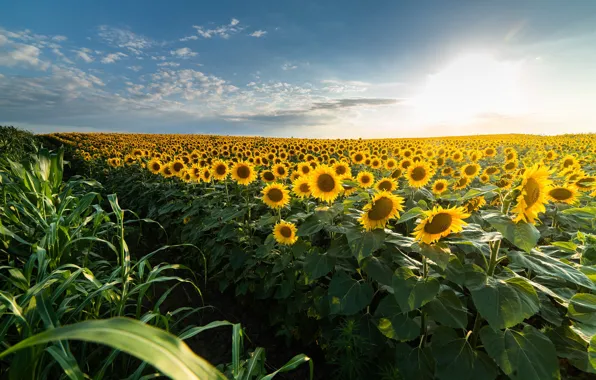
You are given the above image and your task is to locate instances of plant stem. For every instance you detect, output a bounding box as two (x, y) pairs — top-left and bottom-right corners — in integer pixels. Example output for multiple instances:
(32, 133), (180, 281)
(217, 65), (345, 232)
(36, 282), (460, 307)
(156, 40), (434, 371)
(487, 239), (501, 276)
(470, 312), (483, 348)
(419, 256), (428, 347)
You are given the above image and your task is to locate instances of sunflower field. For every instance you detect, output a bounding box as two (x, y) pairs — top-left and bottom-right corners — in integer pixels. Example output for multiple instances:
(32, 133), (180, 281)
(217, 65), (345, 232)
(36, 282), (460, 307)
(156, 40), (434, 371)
(11, 131), (596, 379)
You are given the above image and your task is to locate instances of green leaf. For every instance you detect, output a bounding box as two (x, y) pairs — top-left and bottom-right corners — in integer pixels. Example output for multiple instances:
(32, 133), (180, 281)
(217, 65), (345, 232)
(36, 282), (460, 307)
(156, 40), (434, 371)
(374, 296), (420, 342)
(260, 354), (313, 380)
(345, 228), (385, 262)
(419, 242), (451, 270)
(546, 326), (596, 374)
(424, 289), (468, 329)
(328, 271), (373, 315)
(432, 327), (497, 380)
(461, 185), (497, 201)
(303, 251), (335, 282)
(392, 267), (440, 312)
(480, 325), (560, 380)
(508, 250), (596, 290)
(397, 207), (424, 224)
(395, 344), (435, 380)
(485, 213), (540, 252)
(0, 318), (226, 380)
(568, 293), (596, 325)
(469, 276), (539, 329)
(361, 256), (393, 287)
(297, 214), (324, 236)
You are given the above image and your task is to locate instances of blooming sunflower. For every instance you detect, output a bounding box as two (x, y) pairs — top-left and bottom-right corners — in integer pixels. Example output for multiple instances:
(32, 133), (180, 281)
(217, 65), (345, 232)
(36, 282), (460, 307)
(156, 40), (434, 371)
(231, 161), (257, 185)
(375, 177), (398, 192)
(333, 162), (352, 179)
(461, 163), (481, 178)
(406, 162), (433, 188)
(211, 160), (229, 181)
(463, 196), (487, 213)
(452, 176), (469, 191)
(511, 164), (553, 224)
(147, 158), (162, 174)
(262, 183), (291, 209)
(432, 179), (449, 195)
(261, 170), (276, 183)
(351, 151), (366, 164)
(292, 176), (312, 199)
(413, 206), (470, 244)
(359, 191), (404, 231)
(309, 165), (343, 203)
(170, 160), (186, 177)
(342, 176), (358, 196)
(356, 171), (375, 188)
(479, 174), (490, 184)
(297, 162), (312, 176)
(272, 163), (289, 179)
(161, 164), (174, 178)
(547, 185), (579, 205)
(273, 220), (298, 245)
(575, 176), (595, 192)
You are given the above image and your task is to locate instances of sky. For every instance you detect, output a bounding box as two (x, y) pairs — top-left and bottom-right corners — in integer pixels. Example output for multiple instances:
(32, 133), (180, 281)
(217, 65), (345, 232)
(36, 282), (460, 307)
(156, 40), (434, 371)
(1, 0), (595, 138)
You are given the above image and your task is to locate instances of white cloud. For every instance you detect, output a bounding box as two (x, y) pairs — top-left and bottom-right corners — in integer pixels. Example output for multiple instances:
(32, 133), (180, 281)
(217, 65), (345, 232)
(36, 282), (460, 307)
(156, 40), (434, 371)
(128, 65), (143, 72)
(0, 34), (8, 46)
(250, 30), (267, 38)
(101, 52), (127, 64)
(97, 25), (153, 55)
(52, 35), (67, 42)
(0, 43), (47, 69)
(192, 18), (243, 39)
(282, 63), (297, 71)
(180, 35), (199, 41)
(157, 62), (181, 67)
(76, 49), (94, 63)
(170, 47), (197, 58)
(151, 55), (166, 61)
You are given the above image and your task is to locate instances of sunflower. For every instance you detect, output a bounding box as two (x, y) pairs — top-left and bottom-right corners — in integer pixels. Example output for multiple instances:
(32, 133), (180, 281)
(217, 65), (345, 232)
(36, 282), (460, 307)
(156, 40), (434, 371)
(511, 164), (553, 224)
(385, 158), (398, 170)
(200, 167), (212, 183)
(483, 166), (500, 176)
(575, 176), (595, 192)
(273, 220), (298, 245)
(406, 161), (433, 188)
(479, 174), (490, 184)
(231, 161), (257, 185)
(161, 164), (174, 177)
(262, 183), (291, 209)
(342, 176), (358, 196)
(309, 165), (343, 203)
(463, 197), (487, 213)
(391, 168), (403, 179)
(292, 176), (312, 199)
(211, 160), (229, 181)
(261, 170), (276, 183)
(560, 155), (578, 170)
(351, 151), (366, 164)
(272, 163), (289, 179)
(333, 162), (352, 179)
(356, 171), (375, 188)
(461, 163), (481, 178)
(359, 191), (405, 231)
(147, 158), (162, 174)
(452, 176), (469, 190)
(297, 162), (312, 176)
(432, 179), (449, 195)
(170, 160), (186, 176)
(375, 177), (398, 192)
(413, 206), (470, 244)
(547, 185), (579, 205)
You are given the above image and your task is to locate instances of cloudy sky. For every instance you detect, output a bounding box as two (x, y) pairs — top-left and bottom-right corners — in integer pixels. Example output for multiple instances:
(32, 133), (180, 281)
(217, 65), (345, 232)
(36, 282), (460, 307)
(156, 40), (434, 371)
(1, 0), (595, 137)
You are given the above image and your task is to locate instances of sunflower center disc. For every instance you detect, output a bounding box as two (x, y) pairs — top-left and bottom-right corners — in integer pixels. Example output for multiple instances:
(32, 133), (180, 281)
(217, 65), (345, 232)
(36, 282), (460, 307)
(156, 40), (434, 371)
(299, 183), (310, 193)
(264, 172), (275, 181)
(411, 167), (426, 181)
(524, 178), (541, 207)
(336, 166), (346, 175)
(505, 162), (515, 170)
(355, 154), (363, 161)
(465, 166), (477, 176)
(216, 165), (226, 175)
(237, 166), (250, 178)
(277, 167), (286, 175)
(173, 162), (184, 172)
(549, 188), (572, 200)
(267, 188), (284, 202)
(302, 167), (310, 174)
(378, 181), (392, 191)
(435, 183), (444, 190)
(152, 163), (161, 171)
(317, 173), (336, 192)
(487, 167), (497, 174)
(367, 197), (394, 221)
(280, 226), (293, 238)
(423, 213), (453, 234)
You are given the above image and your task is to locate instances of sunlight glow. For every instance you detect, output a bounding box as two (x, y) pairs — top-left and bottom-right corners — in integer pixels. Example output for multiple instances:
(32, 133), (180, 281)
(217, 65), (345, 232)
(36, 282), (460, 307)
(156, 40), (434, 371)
(413, 52), (526, 125)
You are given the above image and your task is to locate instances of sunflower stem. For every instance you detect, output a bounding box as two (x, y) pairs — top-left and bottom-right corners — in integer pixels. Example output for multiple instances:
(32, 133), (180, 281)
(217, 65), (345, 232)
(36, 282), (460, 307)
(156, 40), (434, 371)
(419, 255), (428, 347)
(470, 312), (483, 348)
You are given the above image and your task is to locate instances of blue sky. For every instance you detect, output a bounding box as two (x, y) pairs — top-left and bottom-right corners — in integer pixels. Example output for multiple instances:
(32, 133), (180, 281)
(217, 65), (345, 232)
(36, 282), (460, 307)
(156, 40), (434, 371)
(1, 0), (595, 137)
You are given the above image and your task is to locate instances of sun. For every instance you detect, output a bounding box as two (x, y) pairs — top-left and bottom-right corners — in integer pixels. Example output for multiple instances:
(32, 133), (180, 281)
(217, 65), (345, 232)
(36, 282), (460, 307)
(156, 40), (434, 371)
(413, 52), (525, 125)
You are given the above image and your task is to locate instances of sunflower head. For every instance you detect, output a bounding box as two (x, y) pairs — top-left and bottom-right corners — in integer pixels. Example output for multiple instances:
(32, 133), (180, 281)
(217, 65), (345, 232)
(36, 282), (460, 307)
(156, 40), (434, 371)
(231, 161), (257, 185)
(547, 185), (578, 205)
(170, 160), (186, 176)
(356, 171), (375, 188)
(262, 183), (291, 209)
(292, 176), (312, 199)
(511, 164), (553, 224)
(432, 179), (449, 195)
(273, 220), (298, 245)
(463, 197), (487, 214)
(148, 159), (162, 174)
(272, 163), (288, 178)
(333, 162), (352, 179)
(461, 163), (481, 178)
(413, 206), (470, 244)
(308, 165), (343, 203)
(261, 170), (276, 183)
(375, 177), (398, 192)
(211, 160), (229, 180)
(406, 161), (434, 188)
(359, 191), (405, 231)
